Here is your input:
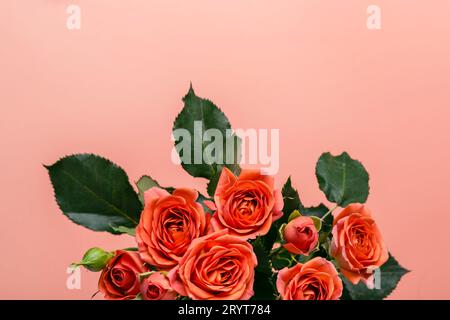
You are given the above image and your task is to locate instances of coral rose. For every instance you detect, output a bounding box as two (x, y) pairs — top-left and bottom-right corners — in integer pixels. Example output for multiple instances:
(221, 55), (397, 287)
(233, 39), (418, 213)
(331, 203), (388, 287)
(136, 187), (208, 269)
(283, 216), (318, 255)
(276, 257), (343, 300)
(98, 250), (147, 300)
(140, 272), (177, 300)
(168, 230), (257, 300)
(210, 168), (283, 240)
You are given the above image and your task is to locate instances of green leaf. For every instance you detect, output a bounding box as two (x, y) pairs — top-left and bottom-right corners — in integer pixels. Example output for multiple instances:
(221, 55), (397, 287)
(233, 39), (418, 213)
(278, 223), (286, 241)
(288, 209), (302, 222)
(271, 247), (294, 270)
(301, 203), (329, 219)
(280, 177), (304, 224)
(310, 216), (322, 231)
(136, 175), (159, 206)
(315, 152), (369, 207)
(252, 237), (276, 300)
(341, 254), (409, 300)
(45, 154), (142, 234)
(253, 238), (272, 274)
(135, 175), (175, 206)
(110, 225), (136, 236)
(172, 85), (241, 180)
(261, 226), (279, 256)
(206, 165), (223, 197)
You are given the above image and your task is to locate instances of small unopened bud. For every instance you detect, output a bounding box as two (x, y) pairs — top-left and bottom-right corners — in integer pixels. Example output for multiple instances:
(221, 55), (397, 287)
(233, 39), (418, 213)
(72, 247), (114, 272)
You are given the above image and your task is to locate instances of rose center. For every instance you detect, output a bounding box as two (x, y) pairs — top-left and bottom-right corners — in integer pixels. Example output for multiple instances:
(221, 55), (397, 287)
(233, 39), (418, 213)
(110, 268), (134, 290)
(237, 197), (257, 216)
(163, 209), (190, 245)
(147, 284), (163, 299)
(302, 281), (321, 300)
(112, 269), (124, 283)
(297, 226), (312, 236)
(351, 228), (372, 254)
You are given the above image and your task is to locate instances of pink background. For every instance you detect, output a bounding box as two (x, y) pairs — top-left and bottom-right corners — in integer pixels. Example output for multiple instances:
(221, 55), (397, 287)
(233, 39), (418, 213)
(1, 0), (449, 299)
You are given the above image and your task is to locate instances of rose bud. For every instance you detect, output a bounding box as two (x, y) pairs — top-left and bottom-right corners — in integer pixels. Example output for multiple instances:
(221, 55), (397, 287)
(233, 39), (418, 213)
(71, 247), (114, 272)
(283, 216), (319, 255)
(277, 257), (343, 300)
(140, 272), (177, 300)
(98, 250), (147, 300)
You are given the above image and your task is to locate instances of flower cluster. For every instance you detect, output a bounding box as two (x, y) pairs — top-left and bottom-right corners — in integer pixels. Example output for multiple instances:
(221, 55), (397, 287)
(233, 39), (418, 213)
(69, 169), (388, 300)
(49, 86), (407, 300)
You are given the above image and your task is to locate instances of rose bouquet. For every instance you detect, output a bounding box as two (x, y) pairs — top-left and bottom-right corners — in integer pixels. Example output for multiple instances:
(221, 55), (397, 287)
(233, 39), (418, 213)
(46, 86), (408, 300)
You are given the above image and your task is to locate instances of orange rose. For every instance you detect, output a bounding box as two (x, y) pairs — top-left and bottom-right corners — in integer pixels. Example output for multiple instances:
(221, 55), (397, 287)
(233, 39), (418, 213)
(140, 272), (177, 300)
(210, 168), (283, 240)
(331, 203), (388, 287)
(98, 250), (147, 300)
(283, 216), (318, 255)
(276, 257), (343, 300)
(136, 187), (208, 269)
(168, 230), (257, 300)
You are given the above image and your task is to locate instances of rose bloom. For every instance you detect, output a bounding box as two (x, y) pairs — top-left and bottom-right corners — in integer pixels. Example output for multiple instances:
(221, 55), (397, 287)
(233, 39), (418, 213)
(168, 230), (257, 300)
(277, 257), (343, 300)
(210, 168), (283, 240)
(98, 250), (147, 300)
(140, 272), (177, 300)
(283, 216), (318, 255)
(331, 203), (388, 287)
(136, 187), (208, 269)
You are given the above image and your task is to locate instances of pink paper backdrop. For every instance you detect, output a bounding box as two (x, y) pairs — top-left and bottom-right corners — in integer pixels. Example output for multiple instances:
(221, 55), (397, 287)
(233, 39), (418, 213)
(1, 0), (449, 299)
